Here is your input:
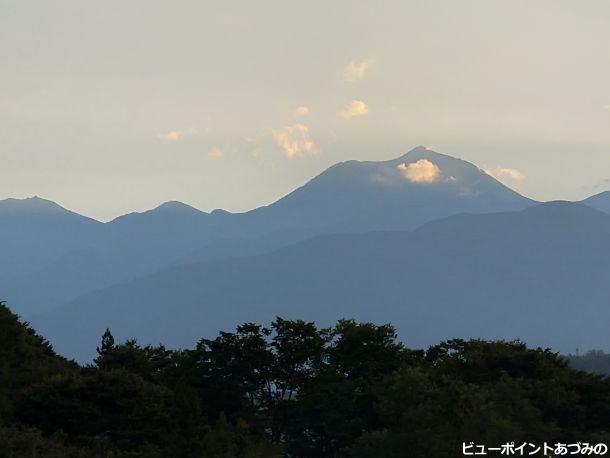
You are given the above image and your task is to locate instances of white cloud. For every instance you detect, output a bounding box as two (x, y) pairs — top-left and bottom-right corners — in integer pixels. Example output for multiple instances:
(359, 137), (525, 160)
(294, 106), (310, 116)
(341, 100), (368, 119)
(272, 124), (318, 158)
(343, 58), (375, 83)
(397, 159), (441, 183)
(485, 167), (525, 182)
(157, 130), (184, 141)
(157, 127), (197, 141)
(208, 147), (223, 158)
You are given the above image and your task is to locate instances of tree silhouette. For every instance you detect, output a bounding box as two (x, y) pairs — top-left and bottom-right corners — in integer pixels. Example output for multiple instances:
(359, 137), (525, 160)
(3, 301), (610, 457)
(95, 328), (115, 358)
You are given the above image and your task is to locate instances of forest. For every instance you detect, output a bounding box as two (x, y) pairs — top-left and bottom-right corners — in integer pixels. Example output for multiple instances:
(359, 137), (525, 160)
(2, 300), (610, 457)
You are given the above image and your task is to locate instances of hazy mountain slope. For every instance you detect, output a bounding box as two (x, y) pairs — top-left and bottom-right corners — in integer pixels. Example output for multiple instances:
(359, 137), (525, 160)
(0, 197), (103, 277)
(161, 146), (536, 265)
(33, 201), (610, 361)
(106, 200), (236, 242)
(0, 202), (241, 315)
(2, 147), (536, 317)
(581, 190), (610, 214)
(239, 146), (535, 234)
(3, 227), (319, 316)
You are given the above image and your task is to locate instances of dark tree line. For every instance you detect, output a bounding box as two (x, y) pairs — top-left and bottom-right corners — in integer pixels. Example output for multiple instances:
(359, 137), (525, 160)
(2, 301), (610, 457)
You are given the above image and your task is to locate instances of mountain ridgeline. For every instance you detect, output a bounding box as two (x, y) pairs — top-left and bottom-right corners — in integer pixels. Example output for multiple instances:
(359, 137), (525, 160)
(1, 146), (609, 361)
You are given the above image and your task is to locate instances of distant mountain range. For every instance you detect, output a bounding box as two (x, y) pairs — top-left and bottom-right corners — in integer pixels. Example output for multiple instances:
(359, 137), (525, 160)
(31, 200), (610, 360)
(1, 147), (535, 315)
(0, 196), (103, 278)
(2, 146), (610, 361)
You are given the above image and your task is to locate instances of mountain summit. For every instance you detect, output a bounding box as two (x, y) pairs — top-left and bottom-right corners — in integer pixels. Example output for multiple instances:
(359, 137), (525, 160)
(0, 196), (78, 215)
(246, 146), (535, 233)
(110, 200), (207, 225)
(0, 197), (101, 277)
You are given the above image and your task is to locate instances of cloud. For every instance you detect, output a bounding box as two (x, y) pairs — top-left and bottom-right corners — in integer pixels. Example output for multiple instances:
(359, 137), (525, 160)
(485, 167), (525, 182)
(272, 124), (318, 158)
(157, 131), (184, 141)
(208, 147), (223, 158)
(341, 100), (368, 119)
(397, 159), (441, 183)
(294, 106), (310, 116)
(343, 58), (375, 83)
(157, 127), (197, 141)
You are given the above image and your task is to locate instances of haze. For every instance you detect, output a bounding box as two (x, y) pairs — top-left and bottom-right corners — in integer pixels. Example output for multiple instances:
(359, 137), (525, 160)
(2, 0), (610, 221)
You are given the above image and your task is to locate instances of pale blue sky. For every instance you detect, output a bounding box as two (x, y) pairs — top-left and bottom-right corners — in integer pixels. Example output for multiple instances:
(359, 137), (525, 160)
(2, 0), (610, 220)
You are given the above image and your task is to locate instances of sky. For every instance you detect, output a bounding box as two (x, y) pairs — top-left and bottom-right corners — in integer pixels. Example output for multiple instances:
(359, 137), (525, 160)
(1, 0), (610, 221)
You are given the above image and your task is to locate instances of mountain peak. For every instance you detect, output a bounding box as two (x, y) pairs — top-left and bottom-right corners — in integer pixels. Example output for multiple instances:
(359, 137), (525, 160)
(154, 201), (203, 214)
(400, 145), (434, 157)
(394, 146), (475, 168)
(109, 200), (208, 225)
(255, 145), (535, 233)
(0, 196), (69, 214)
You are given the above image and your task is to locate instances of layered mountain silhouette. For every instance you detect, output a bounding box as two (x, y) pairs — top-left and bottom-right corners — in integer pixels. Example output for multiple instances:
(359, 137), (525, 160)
(4, 146), (610, 361)
(237, 146), (535, 234)
(0, 197), (102, 278)
(1, 147), (535, 315)
(0, 201), (228, 315)
(31, 201), (610, 361)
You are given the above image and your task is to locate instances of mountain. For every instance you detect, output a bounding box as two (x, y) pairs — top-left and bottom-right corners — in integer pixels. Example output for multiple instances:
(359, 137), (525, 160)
(102, 200), (231, 270)
(32, 201), (610, 361)
(2, 147), (536, 318)
(0, 201), (234, 316)
(0, 197), (102, 278)
(108, 201), (213, 235)
(239, 146), (535, 234)
(163, 146), (536, 265)
(581, 190), (610, 214)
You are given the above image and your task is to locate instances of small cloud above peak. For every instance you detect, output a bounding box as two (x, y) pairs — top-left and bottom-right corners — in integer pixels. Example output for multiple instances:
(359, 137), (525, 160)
(208, 147), (223, 158)
(157, 128), (197, 142)
(294, 106), (310, 116)
(341, 100), (368, 119)
(157, 131), (183, 141)
(343, 58), (375, 83)
(272, 124), (319, 158)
